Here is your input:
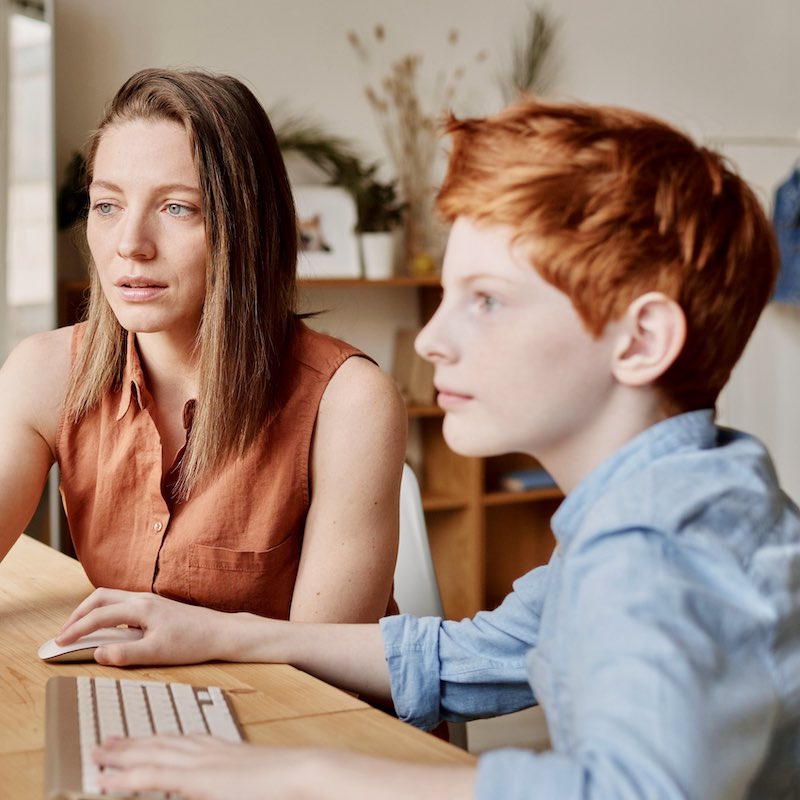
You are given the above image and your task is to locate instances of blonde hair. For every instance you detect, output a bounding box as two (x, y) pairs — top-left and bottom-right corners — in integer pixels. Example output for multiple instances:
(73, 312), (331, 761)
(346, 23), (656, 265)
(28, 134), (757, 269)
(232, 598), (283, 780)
(64, 68), (299, 498)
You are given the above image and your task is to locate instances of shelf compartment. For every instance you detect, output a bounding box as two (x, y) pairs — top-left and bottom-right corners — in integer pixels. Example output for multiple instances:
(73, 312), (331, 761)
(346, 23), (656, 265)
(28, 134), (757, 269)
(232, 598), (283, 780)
(482, 487), (563, 506)
(421, 493), (469, 512)
(298, 275), (440, 288)
(484, 501), (560, 611)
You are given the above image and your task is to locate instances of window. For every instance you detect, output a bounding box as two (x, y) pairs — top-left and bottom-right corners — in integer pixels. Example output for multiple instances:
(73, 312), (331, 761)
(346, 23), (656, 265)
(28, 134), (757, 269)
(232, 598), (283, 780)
(3, 2), (54, 356)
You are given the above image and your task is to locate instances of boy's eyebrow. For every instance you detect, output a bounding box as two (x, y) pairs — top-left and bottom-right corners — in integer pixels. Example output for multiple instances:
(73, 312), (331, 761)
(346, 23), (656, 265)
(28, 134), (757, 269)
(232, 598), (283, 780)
(89, 179), (201, 195)
(458, 272), (519, 286)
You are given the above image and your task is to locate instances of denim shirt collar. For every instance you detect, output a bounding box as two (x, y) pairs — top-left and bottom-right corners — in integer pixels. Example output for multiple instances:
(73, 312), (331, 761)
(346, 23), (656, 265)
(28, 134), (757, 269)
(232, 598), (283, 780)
(551, 409), (717, 550)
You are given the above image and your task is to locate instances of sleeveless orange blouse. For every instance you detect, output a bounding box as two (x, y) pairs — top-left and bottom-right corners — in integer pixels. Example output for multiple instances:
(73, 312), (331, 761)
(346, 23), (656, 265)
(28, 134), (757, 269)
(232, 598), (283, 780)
(56, 321), (395, 619)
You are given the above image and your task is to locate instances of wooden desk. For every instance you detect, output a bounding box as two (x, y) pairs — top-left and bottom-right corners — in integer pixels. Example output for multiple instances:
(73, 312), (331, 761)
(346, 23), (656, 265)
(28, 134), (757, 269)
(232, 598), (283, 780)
(0, 535), (473, 798)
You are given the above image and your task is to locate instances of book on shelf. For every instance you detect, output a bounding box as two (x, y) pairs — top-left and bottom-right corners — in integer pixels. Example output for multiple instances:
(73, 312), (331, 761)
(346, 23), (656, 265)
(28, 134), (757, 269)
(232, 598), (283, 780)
(498, 467), (557, 493)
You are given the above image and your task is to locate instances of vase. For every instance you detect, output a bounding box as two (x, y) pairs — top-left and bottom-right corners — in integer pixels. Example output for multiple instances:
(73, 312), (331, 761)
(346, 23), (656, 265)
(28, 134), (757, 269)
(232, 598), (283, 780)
(360, 231), (396, 279)
(403, 187), (443, 276)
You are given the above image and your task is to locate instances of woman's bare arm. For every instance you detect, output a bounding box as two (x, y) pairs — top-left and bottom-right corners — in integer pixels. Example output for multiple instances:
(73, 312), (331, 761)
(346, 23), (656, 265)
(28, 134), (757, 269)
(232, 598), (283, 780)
(0, 328), (72, 562)
(290, 356), (407, 622)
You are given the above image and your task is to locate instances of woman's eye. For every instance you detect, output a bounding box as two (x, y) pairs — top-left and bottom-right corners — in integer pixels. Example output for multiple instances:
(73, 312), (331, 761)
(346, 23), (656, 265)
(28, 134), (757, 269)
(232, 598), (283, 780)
(165, 203), (192, 217)
(93, 202), (115, 215)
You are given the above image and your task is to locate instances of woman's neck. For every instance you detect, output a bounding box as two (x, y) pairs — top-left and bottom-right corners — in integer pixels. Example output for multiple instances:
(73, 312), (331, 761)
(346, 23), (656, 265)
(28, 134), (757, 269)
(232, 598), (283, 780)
(134, 330), (200, 405)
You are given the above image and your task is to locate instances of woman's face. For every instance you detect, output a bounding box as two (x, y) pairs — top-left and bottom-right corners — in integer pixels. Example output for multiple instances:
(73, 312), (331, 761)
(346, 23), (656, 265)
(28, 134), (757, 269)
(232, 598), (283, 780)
(87, 118), (207, 345)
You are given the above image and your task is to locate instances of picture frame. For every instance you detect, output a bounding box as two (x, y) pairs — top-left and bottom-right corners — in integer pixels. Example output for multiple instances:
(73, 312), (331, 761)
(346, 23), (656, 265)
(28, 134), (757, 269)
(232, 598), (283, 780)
(293, 185), (361, 279)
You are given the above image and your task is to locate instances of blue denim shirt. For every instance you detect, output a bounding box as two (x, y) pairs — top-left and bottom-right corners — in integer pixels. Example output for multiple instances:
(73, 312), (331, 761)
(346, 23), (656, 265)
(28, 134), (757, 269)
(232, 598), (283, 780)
(381, 411), (800, 799)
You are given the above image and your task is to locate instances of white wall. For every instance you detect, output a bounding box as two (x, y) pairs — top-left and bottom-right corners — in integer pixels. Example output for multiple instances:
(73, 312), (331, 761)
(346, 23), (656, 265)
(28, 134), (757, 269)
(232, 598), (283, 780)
(53, 0), (800, 498)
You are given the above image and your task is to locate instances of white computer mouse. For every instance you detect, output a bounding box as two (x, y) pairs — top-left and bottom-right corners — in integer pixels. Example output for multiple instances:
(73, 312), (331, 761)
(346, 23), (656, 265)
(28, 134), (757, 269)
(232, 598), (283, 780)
(38, 626), (144, 662)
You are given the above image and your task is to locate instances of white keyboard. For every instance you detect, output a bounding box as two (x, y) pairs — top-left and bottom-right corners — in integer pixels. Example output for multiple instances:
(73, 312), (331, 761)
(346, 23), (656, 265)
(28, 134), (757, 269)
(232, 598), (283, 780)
(45, 675), (244, 799)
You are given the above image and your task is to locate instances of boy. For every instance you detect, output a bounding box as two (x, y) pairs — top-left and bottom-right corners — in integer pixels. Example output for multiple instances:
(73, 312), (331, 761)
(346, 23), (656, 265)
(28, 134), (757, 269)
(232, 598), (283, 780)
(61, 98), (800, 799)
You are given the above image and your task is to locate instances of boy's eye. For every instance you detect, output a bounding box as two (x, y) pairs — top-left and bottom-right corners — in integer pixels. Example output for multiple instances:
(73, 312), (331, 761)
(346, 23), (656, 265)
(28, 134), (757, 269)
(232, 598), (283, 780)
(475, 293), (499, 311)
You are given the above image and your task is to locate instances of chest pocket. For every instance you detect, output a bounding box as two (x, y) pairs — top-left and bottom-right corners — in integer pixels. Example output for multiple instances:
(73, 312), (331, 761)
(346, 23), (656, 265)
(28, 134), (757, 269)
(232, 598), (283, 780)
(186, 536), (301, 618)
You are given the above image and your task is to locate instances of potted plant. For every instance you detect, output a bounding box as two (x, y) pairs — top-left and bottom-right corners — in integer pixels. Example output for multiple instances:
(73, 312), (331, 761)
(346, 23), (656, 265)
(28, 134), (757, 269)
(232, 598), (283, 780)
(350, 164), (406, 279)
(274, 116), (407, 278)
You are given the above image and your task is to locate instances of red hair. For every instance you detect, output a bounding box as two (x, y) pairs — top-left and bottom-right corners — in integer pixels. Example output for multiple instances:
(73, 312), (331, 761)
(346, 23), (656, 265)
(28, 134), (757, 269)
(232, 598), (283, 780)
(437, 99), (778, 412)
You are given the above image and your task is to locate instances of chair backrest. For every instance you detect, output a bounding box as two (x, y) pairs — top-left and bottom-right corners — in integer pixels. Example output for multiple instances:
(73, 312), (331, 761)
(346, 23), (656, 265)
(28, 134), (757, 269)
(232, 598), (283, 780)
(394, 464), (469, 749)
(394, 463), (444, 618)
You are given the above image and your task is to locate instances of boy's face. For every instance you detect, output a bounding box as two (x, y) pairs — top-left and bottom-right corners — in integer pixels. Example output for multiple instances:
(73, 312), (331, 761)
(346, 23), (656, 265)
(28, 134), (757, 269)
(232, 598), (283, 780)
(415, 217), (621, 485)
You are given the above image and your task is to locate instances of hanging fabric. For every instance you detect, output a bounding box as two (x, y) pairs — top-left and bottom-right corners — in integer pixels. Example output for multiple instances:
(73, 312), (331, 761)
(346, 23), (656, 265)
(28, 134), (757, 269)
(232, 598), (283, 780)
(772, 166), (800, 304)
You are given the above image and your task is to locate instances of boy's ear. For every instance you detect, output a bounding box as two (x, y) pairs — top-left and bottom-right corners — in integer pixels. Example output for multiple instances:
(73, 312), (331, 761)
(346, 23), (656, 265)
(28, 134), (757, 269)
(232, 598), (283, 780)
(611, 292), (687, 387)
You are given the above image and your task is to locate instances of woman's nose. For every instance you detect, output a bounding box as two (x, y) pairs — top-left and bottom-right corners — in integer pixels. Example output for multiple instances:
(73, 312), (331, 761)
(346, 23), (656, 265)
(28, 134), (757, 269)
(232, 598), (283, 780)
(117, 211), (156, 260)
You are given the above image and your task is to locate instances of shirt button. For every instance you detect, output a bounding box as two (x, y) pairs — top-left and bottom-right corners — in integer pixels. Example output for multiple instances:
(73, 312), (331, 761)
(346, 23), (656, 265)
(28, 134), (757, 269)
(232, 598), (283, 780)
(153, 521), (163, 533)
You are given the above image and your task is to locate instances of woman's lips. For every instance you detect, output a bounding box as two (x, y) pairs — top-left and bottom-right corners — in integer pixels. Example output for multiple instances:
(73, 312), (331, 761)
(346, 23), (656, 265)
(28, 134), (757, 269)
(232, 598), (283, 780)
(115, 278), (167, 301)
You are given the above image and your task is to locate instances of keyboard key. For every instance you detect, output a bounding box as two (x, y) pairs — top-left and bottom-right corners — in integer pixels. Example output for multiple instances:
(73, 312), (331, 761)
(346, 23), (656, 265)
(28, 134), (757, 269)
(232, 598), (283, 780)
(170, 682), (208, 734)
(120, 680), (154, 737)
(144, 682), (181, 735)
(95, 677), (125, 740)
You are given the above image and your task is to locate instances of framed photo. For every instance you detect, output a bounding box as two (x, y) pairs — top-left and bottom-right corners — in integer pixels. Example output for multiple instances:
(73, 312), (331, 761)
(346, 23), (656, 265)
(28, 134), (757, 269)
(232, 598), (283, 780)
(294, 185), (360, 278)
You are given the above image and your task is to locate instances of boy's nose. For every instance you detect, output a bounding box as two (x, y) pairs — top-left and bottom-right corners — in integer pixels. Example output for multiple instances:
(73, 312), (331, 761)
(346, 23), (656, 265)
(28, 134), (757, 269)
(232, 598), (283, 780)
(415, 308), (456, 364)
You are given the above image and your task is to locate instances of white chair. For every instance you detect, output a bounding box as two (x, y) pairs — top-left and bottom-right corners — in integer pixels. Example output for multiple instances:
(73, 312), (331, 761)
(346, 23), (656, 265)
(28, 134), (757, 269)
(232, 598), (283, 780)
(394, 463), (445, 618)
(394, 463), (468, 749)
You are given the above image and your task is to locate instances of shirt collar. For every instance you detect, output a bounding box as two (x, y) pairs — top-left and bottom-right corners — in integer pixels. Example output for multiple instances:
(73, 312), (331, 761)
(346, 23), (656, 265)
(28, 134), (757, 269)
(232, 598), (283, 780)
(551, 409), (717, 550)
(115, 330), (146, 421)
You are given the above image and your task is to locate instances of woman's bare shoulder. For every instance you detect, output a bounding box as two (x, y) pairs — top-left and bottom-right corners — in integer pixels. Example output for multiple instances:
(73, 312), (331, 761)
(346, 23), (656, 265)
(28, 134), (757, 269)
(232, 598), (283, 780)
(321, 356), (406, 425)
(0, 326), (76, 438)
(3, 325), (74, 378)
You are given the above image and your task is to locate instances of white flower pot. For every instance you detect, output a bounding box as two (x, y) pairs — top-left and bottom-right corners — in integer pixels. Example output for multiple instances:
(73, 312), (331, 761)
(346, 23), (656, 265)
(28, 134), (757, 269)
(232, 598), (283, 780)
(360, 232), (396, 279)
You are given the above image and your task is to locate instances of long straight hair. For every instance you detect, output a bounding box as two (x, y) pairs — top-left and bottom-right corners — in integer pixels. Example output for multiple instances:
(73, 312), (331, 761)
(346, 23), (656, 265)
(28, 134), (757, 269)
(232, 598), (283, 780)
(64, 68), (299, 498)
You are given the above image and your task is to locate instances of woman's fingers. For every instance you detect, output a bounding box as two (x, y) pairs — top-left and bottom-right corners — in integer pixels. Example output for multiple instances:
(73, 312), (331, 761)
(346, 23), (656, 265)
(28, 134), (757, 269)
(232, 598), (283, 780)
(58, 587), (144, 633)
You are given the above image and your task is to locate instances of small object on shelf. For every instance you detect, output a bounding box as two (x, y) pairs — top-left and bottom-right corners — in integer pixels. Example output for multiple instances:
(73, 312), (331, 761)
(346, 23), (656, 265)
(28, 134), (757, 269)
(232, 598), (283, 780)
(409, 251), (438, 276)
(392, 328), (435, 404)
(498, 467), (556, 493)
(360, 231), (396, 279)
(294, 186), (360, 279)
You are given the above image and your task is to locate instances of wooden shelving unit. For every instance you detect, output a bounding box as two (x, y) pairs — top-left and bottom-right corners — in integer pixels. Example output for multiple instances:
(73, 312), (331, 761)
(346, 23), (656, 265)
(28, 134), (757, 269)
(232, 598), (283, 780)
(58, 274), (561, 619)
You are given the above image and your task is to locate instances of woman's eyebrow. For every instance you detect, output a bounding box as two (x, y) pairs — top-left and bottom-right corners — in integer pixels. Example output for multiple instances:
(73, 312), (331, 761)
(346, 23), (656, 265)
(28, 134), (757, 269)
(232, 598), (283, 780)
(89, 179), (201, 195)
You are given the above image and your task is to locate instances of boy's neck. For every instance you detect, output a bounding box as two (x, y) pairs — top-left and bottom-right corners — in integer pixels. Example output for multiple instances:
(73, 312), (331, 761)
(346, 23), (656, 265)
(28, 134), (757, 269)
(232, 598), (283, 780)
(542, 389), (670, 495)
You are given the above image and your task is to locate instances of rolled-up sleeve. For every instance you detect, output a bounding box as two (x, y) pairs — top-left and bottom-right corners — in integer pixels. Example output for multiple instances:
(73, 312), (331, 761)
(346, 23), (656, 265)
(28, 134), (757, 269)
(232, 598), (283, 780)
(380, 564), (549, 729)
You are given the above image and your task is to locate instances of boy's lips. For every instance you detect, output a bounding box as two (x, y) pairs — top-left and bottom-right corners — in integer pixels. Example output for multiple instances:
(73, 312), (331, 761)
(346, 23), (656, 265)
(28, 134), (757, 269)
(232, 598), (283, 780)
(435, 386), (473, 407)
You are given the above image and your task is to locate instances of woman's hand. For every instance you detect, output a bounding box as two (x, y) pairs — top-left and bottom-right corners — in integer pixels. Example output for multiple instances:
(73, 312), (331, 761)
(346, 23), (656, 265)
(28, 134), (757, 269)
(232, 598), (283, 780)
(56, 588), (246, 666)
(56, 588), (392, 700)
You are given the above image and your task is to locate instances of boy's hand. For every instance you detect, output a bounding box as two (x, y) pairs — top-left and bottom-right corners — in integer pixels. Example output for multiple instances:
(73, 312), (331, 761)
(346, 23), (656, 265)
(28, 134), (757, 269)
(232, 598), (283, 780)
(96, 736), (302, 799)
(95, 735), (476, 800)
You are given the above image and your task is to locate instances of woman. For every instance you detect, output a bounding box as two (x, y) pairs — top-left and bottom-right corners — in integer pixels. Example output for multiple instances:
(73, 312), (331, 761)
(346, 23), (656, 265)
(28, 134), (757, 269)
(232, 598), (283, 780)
(0, 68), (406, 622)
